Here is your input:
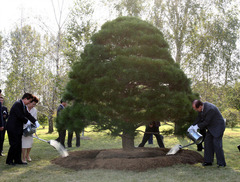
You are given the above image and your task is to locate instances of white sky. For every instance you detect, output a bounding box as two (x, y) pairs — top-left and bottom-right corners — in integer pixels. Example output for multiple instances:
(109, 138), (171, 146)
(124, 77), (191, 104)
(0, 0), (74, 33)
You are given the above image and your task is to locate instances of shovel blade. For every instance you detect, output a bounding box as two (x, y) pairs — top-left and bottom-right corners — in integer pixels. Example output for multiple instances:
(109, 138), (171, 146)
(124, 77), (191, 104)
(166, 144), (181, 155)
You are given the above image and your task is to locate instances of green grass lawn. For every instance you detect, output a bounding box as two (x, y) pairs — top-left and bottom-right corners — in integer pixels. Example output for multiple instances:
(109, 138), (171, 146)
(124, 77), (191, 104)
(0, 125), (240, 182)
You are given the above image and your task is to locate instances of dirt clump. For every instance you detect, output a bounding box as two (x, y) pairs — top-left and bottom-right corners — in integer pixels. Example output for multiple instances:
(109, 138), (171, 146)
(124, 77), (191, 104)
(51, 147), (203, 171)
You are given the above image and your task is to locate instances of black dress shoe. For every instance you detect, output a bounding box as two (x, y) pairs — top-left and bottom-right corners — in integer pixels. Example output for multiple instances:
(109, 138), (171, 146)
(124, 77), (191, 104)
(6, 162), (16, 166)
(217, 164), (226, 168)
(202, 162), (212, 166)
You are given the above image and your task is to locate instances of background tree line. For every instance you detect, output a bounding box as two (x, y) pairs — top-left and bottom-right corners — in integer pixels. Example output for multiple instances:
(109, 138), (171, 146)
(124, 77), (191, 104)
(0, 0), (239, 134)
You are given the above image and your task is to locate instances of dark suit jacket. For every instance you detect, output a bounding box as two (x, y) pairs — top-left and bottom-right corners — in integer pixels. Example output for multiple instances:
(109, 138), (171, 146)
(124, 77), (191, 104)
(56, 104), (66, 132)
(2, 105), (8, 127)
(196, 102), (225, 137)
(57, 104), (64, 116)
(145, 121), (160, 133)
(6, 100), (36, 135)
(0, 102), (3, 127)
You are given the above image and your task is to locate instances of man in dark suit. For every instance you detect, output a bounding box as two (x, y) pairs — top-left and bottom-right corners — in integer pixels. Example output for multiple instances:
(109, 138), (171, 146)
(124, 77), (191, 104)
(6, 93), (40, 165)
(0, 94), (4, 154)
(138, 121), (165, 148)
(189, 100), (226, 167)
(56, 99), (67, 147)
(0, 96), (8, 156)
(0, 89), (3, 131)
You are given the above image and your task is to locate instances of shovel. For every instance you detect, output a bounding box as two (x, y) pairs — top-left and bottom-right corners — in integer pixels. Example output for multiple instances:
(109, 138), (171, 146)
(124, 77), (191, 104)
(166, 142), (195, 155)
(33, 135), (69, 157)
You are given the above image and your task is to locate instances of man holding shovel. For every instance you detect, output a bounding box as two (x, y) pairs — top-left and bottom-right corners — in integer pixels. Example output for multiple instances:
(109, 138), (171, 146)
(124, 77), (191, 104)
(189, 100), (226, 168)
(138, 121), (165, 148)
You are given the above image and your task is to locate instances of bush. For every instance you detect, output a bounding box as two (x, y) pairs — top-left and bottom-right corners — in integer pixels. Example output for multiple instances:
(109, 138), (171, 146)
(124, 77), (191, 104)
(161, 128), (174, 136)
(222, 108), (240, 129)
(38, 112), (48, 129)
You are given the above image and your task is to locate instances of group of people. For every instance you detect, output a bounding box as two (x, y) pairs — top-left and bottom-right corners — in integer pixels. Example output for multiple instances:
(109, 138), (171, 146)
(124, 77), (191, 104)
(55, 99), (80, 148)
(139, 99), (239, 168)
(2, 92), (40, 165)
(0, 92), (80, 166)
(0, 88), (238, 168)
(21, 96), (39, 163)
(0, 91), (42, 165)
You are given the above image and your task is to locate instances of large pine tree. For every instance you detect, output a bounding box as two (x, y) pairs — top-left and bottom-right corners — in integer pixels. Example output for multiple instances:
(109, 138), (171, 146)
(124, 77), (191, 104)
(60, 17), (196, 149)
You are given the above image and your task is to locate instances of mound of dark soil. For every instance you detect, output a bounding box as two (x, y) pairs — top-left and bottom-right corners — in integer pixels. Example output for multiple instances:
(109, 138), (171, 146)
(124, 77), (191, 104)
(52, 147), (203, 171)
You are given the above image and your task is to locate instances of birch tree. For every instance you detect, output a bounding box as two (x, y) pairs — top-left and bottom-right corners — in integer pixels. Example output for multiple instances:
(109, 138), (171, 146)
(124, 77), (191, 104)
(4, 25), (44, 105)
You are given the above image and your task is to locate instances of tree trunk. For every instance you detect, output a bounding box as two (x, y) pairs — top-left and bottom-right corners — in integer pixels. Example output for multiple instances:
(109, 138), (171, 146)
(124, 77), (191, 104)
(174, 122), (181, 135)
(48, 111), (54, 133)
(122, 130), (135, 150)
(49, 83), (56, 133)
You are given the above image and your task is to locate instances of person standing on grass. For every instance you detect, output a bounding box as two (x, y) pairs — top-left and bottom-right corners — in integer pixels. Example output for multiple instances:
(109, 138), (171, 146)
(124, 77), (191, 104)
(56, 99), (67, 148)
(6, 93), (40, 165)
(22, 96), (39, 163)
(188, 100), (226, 167)
(0, 89), (5, 156)
(138, 121), (165, 148)
(67, 129), (80, 148)
(0, 96), (8, 156)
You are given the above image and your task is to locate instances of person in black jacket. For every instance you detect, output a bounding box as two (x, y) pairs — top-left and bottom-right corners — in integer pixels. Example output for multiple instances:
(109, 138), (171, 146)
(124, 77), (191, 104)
(0, 89), (3, 130)
(0, 90), (3, 130)
(189, 100), (226, 167)
(138, 121), (165, 148)
(56, 99), (67, 148)
(0, 92), (4, 155)
(67, 130), (80, 148)
(6, 93), (40, 165)
(0, 96), (8, 156)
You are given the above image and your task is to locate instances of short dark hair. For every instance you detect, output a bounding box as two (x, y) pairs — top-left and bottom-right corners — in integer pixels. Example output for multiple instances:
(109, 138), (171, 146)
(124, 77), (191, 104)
(22, 93), (34, 100)
(60, 99), (66, 104)
(31, 96), (39, 103)
(193, 100), (203, 108)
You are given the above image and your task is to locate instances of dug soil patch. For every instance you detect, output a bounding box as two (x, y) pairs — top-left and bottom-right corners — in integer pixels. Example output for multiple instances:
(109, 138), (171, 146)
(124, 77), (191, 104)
(52, 147), (203, 171)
